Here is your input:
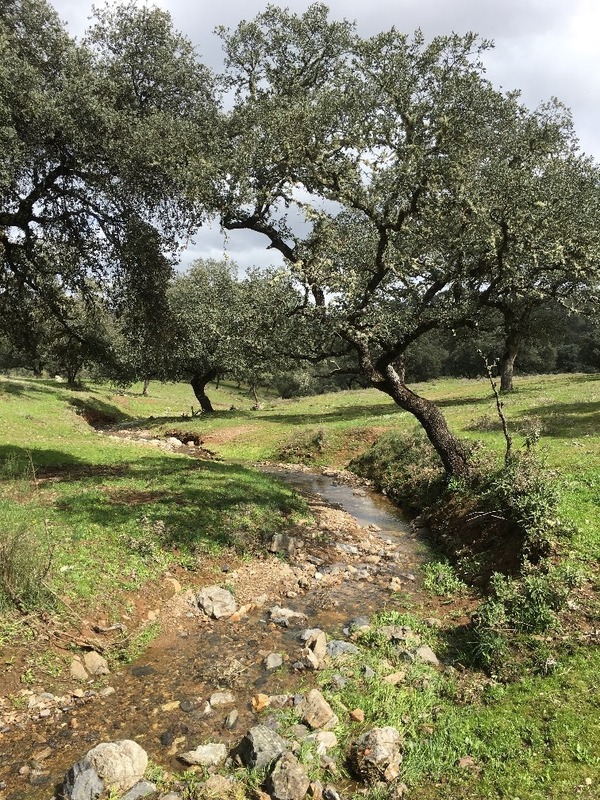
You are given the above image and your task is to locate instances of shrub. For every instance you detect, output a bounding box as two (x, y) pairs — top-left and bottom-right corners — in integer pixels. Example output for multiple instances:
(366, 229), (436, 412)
(349, 429), (445, 513)
(0, 523), (54, 612)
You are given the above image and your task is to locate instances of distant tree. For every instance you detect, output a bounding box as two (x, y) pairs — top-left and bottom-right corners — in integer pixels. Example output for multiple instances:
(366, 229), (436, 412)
(156, 260), (300, 411)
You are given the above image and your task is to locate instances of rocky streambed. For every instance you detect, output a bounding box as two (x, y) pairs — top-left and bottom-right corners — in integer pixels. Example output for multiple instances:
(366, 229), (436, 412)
(0, 444), (457, 800)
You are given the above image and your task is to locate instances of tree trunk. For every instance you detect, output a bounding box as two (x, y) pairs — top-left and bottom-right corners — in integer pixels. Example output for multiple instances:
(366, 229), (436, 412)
(142, 378), (150, 396)
(499, 326), (520, 393)
(379, 364), (471, 478)
(190, 369), (217, 413)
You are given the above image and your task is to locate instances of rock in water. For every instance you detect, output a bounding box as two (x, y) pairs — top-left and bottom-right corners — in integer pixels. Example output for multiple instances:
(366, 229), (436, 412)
(197, 586), (237, 619)
(63, 740), (148, 799)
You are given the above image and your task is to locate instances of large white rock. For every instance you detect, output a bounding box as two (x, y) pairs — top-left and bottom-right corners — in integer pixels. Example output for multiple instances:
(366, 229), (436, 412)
(197, 586), (237, 619)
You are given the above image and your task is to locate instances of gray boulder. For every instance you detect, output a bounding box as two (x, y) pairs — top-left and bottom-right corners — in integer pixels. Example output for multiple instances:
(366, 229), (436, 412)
(63, 740), (148, 800)
(269, 606), (307, 627)
(235, 725), (287, 769)
(197, 586), (236, 619)
(266, 752), (310, 800)
(326, 641), (359, 658)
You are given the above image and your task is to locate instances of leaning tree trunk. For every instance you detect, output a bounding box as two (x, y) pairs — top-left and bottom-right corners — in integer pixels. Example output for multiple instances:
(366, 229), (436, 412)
(379, 364), (471, 478)
(190, 369), (217, 413)
(499, 325), (520, 393)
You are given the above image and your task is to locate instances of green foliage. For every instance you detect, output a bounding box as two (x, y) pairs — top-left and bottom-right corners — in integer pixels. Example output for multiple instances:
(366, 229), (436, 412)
(0, 520), (54, 612)
(275, 427), (329, 464)
(423, 560), (468, 598)
(350, 430), (445, 513)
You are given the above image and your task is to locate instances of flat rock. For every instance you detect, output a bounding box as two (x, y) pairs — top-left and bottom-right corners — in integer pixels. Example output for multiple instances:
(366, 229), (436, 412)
(326, 641), (359, 658)
(269, 606), (307, 627)
(178, 743), (227, 768)
(209, 690), (236, 708)
(416, 645), (440, 666)
(298, 690), (338, 731)
(265, 653), (284, 670)
(197, 586), (237, 619)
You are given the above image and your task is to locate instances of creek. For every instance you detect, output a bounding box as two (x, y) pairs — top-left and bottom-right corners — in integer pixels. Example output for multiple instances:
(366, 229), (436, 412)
(0, 461), (427, 799)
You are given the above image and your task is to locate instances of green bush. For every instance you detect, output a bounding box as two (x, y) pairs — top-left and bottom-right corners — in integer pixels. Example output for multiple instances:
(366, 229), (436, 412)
(349, 429), (445, 513)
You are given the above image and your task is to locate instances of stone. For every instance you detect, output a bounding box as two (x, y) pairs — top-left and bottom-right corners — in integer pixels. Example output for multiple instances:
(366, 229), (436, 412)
(179, 743), (227, 768)
(64, 740), (147, 799)
(269, 534), (298, 557)
(323, 787), (342, 800)
(269, 694), (292, 709)
(197, 586), (236, 619)
(252, 693), (271, 713)
(416, 645), (440, 666)
(121, 781), (157, 800)
(309, 731), (337, 755)
(235, 725), (287, 769)
(267, 752), (310, 800)
(363, 665), (376, 680)
(99, 687), (115, 698)
(326, 641), (359, 658)
(302, 630), (327, 670)
(349, 708), (365, 722)
(308, 781), (323, 800)
(209, 691), (236, 708)
(349, 727), (402, 784)
(225, 709), (239, 729)
(265, 653), (284, 670)
(83, 651), (110, 677)
(382, 671), (406, 686)
(269, 606), (307, 627)
(298, 690), (338, 731)
(70, 659), (89, 682)
(166, 437), (182, 446)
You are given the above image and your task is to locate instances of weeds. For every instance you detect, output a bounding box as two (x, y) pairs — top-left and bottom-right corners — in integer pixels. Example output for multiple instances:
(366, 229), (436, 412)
(423, 561), (468, 597)
(0, 520), (55, 612)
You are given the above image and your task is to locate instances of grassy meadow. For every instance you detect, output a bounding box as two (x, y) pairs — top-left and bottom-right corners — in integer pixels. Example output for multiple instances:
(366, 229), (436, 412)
(0, 372), (599, 798)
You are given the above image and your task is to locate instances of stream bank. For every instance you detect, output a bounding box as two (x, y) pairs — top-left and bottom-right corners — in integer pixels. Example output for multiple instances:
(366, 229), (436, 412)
(0, 428), (474, 800)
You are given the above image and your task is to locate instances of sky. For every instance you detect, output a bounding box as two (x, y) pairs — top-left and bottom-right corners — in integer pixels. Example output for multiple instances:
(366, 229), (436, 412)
(50, 0), (600, 270)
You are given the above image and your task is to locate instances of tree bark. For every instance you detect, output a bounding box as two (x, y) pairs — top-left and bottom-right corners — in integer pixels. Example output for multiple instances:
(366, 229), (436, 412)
(190, 369), (217, 413)
(499, 325), (520, 393)
(378, 364), (471, 478)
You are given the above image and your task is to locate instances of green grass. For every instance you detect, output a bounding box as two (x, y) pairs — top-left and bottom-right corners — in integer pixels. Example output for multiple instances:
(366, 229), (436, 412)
(0, 372), (598, 799)
(0, 377), (309, 612)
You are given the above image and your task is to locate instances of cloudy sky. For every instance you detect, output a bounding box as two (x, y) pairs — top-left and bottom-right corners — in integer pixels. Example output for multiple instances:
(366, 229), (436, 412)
(51, 0), (600, 270)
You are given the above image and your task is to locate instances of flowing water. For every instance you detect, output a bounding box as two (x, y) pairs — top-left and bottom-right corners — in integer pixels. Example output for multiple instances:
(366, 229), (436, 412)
(0, 466), (426, 799)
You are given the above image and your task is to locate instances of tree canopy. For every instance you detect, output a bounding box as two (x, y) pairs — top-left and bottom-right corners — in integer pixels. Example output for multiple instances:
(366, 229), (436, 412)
(211, 3), (600, 474)
(0, 0), (215, 319)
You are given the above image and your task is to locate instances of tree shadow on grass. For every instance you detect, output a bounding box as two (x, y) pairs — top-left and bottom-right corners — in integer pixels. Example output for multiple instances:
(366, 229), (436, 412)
(515, 399), (600, 437)
(12, 449), (307, 553)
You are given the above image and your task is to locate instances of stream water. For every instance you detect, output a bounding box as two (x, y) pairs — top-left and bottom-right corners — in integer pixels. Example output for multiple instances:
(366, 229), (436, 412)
(0, 466), (426, 800)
